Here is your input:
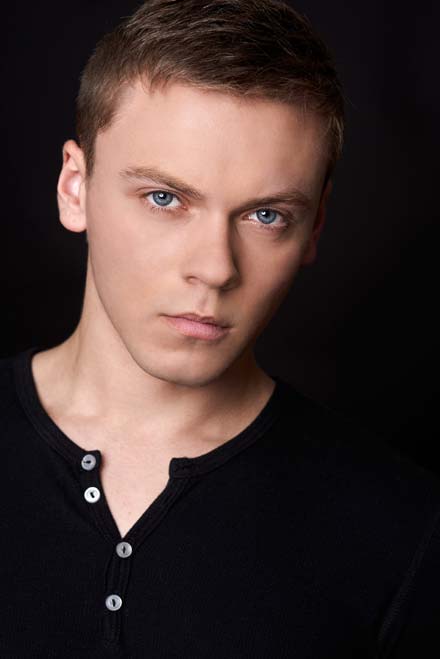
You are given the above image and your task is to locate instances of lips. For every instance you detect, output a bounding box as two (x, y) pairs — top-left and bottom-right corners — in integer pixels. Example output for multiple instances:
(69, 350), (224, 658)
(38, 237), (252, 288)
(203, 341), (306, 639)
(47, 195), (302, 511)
(170, 313), (229, 328)
(164, 315), (231, 340)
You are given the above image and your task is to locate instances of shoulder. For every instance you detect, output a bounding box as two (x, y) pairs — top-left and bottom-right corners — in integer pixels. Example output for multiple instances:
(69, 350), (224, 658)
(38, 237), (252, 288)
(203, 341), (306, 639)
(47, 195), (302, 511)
(0, 346), (41, 426)
(264, 378), (440, 544)
(265, 379), (440, 657)
(273, 377), (440, 495)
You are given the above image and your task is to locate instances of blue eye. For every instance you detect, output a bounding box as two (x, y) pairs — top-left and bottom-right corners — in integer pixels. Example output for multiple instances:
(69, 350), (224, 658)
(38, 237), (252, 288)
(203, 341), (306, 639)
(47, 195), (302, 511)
(256, 208), (277, 224)
(142, 191), (291, 231)
(248, 209), (289, 230)
(142, 191), (181, 212)
(151, 191), (175, 207)
(254, 209), (278, 225)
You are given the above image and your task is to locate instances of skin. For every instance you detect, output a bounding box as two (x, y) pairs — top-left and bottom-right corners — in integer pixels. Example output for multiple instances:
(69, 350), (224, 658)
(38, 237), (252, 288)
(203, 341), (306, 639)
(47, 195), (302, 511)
(32, 78), (332, 460)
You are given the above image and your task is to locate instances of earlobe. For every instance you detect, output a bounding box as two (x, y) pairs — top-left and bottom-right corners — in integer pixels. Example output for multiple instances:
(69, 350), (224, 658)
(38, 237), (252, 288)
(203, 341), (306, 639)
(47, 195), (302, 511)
(57, 139), (87, 234)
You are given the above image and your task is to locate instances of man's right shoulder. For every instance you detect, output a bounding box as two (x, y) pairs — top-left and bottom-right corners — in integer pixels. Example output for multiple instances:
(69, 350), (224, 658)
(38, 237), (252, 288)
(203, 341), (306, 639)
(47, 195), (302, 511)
(0, 347), (38, 424)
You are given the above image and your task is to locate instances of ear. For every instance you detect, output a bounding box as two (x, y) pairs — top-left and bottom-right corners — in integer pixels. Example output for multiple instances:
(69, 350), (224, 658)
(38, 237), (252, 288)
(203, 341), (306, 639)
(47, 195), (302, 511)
(57, 139), (87, 233)
(300, 177), (333, 266)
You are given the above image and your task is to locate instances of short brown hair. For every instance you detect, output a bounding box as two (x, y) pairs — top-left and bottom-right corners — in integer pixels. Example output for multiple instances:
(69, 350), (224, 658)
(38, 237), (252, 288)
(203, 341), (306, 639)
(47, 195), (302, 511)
(75, 0), (346, 185)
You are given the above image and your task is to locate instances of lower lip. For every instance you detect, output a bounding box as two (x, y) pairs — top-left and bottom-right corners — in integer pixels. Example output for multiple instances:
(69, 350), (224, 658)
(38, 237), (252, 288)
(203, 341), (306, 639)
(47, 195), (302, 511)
(164, 316), (230, 340)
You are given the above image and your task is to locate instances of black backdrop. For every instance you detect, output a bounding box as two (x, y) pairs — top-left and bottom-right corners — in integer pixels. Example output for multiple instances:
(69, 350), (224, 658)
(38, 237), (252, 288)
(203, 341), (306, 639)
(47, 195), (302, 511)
(2, 2), (439, 473)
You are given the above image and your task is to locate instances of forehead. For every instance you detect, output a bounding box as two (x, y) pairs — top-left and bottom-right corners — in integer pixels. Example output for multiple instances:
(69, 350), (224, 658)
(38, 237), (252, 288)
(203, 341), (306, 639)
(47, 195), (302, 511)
(95, 78), (328, 194)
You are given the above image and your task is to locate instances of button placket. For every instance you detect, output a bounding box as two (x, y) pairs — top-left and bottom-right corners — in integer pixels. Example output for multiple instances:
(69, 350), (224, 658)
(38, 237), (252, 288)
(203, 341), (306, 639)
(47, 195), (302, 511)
(78, 451), (113, 543)
(76, 450), (132, 644)
(103, 542), (133, 644)
(80, 451), (102, 505)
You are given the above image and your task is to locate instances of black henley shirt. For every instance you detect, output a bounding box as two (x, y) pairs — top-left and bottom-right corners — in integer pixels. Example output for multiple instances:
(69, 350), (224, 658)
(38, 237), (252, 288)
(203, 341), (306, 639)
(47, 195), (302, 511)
(1, 345), (440, 658)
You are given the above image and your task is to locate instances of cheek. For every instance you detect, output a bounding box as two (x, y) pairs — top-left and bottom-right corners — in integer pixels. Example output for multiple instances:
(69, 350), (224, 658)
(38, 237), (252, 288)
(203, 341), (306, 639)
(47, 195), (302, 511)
(85, 192), (180, 325)
(87, 189), (178, 273)
(240, 253), (303, 339)
(247, 240), (305, 300)
(87, 185), (141, 258)
(85, 192), (153, 306)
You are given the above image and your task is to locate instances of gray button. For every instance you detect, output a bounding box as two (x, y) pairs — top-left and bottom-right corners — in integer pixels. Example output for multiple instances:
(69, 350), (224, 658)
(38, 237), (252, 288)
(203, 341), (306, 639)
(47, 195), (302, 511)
(105, 594), (122, 611)
(116, 541), (133, 558)
(81, 453), (97, 471)
(84, 486), (101, 503)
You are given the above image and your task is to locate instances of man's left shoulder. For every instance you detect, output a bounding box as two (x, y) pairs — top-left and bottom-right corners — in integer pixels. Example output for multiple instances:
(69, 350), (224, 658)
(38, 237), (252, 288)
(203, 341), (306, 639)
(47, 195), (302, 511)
(265, 379), (440, 517)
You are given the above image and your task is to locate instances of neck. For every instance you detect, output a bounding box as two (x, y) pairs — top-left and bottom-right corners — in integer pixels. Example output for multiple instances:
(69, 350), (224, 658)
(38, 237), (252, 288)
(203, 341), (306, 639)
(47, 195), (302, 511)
(31, 263), (275, 454)
(31, 333), (273, 458)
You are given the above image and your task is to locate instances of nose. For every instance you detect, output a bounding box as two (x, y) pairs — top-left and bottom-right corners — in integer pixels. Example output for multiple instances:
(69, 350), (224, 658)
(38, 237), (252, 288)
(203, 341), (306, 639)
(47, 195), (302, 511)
(182, 212), (239, 291)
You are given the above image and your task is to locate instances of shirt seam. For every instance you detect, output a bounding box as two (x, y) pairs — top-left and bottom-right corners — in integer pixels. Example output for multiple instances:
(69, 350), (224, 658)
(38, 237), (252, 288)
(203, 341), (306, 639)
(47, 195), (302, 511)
(376, 500), (440, 657)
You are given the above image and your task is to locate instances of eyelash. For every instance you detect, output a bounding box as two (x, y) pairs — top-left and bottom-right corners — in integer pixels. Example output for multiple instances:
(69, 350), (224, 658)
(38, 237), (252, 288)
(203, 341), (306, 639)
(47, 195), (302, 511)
(140, 191), (294, 232)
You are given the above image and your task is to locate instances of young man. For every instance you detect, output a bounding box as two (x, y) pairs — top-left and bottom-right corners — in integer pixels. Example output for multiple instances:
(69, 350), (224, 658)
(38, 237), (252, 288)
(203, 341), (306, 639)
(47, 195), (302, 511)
(1, 1), (439, 657)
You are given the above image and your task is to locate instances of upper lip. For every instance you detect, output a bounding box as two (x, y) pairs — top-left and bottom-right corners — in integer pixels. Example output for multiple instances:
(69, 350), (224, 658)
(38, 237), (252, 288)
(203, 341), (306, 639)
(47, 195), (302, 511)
(167, 312), (230, 328)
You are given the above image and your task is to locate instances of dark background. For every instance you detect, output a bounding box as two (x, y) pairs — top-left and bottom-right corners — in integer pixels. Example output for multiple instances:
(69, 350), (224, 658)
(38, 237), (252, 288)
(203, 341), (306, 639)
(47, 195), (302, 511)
(2, 2), (439, 472)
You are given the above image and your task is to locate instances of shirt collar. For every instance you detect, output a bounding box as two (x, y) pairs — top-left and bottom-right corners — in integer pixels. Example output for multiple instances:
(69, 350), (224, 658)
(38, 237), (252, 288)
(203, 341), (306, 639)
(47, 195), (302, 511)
(13, 345), (289, 478)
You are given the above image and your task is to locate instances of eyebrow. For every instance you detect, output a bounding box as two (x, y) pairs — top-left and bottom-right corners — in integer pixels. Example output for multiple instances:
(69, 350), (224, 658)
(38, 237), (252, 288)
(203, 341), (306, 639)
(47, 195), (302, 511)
(119, 165), (313, 212)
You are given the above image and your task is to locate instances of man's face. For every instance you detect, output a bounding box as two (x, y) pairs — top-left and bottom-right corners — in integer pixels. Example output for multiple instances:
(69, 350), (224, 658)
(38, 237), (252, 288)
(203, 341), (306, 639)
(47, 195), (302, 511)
(61, 79), (331, 386)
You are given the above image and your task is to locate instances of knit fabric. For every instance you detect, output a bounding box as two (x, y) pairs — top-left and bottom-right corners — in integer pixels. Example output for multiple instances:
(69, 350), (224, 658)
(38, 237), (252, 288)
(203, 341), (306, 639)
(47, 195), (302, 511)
(1, 345), (439, 658)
